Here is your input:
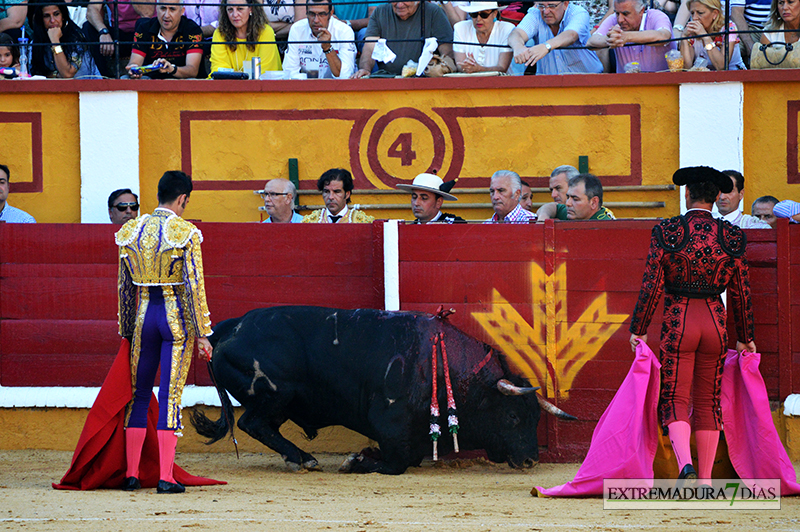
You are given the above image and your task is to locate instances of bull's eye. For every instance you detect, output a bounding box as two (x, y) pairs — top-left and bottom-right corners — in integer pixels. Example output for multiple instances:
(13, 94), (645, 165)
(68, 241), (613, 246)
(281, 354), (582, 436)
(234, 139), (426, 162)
(507, 411), (520, 426)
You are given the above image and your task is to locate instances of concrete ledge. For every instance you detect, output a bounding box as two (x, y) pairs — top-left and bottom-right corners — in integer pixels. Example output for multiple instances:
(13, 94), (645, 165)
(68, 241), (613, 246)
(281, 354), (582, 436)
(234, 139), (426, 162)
(0, 407), (370, 454)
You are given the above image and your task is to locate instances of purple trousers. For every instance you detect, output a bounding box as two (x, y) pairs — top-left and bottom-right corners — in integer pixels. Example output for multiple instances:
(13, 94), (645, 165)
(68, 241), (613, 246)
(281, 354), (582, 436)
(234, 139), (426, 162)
(128, 287), (187, 431)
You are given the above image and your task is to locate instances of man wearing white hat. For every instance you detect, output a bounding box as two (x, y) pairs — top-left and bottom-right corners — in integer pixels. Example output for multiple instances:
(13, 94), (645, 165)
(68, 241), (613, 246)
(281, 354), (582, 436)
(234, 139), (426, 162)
(397, 173), (465, 224)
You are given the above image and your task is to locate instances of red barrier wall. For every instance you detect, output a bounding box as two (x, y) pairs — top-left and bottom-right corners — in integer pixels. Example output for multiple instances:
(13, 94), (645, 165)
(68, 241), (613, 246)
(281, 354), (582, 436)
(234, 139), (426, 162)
(1, 220), (796, 461)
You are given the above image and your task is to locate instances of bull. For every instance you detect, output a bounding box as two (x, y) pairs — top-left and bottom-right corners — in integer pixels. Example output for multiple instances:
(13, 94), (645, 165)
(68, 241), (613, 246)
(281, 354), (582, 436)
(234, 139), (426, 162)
(191, 306), (575, 475)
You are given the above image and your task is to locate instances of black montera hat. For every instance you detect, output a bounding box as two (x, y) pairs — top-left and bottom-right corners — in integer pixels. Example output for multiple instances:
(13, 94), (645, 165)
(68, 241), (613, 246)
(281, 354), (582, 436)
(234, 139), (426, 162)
(672, 166), (733, 193)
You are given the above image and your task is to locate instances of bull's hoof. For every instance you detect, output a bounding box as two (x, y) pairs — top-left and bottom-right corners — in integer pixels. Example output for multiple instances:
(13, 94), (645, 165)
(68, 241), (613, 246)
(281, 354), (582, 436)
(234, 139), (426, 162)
(302, 459), (321, 471)
(285, 460), (302, 472)
(338, 452), (361, 473)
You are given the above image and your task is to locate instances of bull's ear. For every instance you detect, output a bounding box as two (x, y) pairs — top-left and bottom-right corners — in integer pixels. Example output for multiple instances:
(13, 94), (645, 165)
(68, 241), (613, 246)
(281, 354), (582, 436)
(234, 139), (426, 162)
(496, 379), (540, 396)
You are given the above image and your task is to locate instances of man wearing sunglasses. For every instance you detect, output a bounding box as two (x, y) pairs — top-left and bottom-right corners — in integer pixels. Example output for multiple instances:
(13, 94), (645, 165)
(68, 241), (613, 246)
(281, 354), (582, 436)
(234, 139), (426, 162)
(508, 0), (603, 74)
(108, 188), (140, 225)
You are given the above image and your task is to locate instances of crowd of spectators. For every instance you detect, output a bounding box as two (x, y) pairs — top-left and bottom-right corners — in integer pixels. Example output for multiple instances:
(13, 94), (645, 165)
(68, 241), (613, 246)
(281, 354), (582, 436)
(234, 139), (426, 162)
(3, 0), (797, 79)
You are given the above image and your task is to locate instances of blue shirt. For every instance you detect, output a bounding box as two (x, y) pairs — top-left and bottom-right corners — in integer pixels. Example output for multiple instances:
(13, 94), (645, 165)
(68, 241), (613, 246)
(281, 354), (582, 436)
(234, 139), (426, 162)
(263, 211), (303, 223)
(0, 203), (36, 223)
(332, 0), (381, 23)
(516, 3), (603, 74)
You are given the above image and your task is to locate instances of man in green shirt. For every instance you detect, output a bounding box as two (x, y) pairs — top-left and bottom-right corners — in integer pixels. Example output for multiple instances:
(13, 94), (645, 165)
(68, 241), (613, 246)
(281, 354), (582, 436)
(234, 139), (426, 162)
(536, 173), (616, 221)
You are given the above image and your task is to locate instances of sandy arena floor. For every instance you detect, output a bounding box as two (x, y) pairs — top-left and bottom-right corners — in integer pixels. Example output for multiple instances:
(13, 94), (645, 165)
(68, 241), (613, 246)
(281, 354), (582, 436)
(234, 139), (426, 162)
(1, 450), (799, 531)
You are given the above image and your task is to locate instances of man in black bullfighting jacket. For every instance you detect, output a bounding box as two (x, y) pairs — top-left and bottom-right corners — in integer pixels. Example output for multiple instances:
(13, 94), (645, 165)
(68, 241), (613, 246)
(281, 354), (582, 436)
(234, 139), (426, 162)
(629, 166), (756, 484)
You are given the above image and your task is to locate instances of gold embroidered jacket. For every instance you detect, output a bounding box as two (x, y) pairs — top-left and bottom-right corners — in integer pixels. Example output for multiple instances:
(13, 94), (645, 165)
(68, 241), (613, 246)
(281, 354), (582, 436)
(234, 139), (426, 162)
(116, 208), (213, 338)
(302, 207), (375, 224)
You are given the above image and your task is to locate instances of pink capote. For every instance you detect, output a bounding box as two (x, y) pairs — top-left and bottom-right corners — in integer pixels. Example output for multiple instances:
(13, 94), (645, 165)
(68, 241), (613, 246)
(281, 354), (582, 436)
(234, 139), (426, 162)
(532, 344), (800, 497)
(721, 349), (800, 495)
(532, 342), (661, 497)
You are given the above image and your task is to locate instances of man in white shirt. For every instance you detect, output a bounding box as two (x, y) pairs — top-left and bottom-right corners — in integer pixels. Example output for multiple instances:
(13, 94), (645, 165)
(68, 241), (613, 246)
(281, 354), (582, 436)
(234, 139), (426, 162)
(714, 170), (771, 229)
(283, 0), (356, 79)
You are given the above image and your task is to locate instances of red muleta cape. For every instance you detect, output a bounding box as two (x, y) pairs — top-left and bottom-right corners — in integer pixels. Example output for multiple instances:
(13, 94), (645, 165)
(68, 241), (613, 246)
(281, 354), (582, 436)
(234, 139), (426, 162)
(532, 343), (800, 497)
(53, 339), (226, 490)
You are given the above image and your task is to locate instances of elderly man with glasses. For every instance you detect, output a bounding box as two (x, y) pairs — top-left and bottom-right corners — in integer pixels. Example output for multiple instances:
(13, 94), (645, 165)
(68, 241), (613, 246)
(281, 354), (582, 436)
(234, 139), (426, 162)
(261, 178), (303, 223)
(283, 0), (357, 78)
(108, 188), (140, 225)
(508, 0), (603, 74)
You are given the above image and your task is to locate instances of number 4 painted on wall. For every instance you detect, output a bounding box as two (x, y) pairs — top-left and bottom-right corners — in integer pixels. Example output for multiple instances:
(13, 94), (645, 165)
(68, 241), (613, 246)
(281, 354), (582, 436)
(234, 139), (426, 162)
(388, 133), (416, 166)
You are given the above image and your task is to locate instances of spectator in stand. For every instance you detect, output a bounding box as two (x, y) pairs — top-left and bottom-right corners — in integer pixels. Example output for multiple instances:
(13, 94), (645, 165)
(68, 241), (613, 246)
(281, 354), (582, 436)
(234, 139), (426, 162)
(759, 0), (800, 47)
(454, 2), (514, 73)
(714, 170), (770, 228)
(331, 0), (376, 44)
(0, 0), (27, 40)
(302, 168), (374, 223)
(397, 172), (465, 224)
(283, 0), (356, 78)
(262, 0), (307, 39)
(0, 164), (36, 223)
(547, 164), (578, 204)
(124, 0), (203, 79)
(211, 0), (282, 75)
(588, 0), (676, 72)
(108, 188), (140, 224)
(537, 173), (616, 220)
(261, 179), (302, 223)
(751, 195), (779, 228)
(30, 3), (100, 78)
(353, 1), (454, 78)
(732, 0), (772, 64)
(0, 32), (20, 77)
(774, 200), (800, 222)
(508, 0), (603, 74)
(85, 0), (154, 78)
(520, 179), (534, 211)
(486, 170), (537, 222)
(185, 0), (221, 39)
(680, 0), (746, 69)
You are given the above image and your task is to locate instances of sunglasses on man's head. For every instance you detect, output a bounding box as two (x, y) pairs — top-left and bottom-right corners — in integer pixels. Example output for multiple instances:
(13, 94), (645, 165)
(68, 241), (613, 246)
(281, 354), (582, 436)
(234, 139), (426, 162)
(469, 10), (494, 18)
(114, 202), (139, 212)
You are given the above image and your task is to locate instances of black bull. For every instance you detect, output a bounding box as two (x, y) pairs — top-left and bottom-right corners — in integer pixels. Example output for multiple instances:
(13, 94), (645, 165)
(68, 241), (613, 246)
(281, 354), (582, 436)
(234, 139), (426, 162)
(191, 306), (575, 475)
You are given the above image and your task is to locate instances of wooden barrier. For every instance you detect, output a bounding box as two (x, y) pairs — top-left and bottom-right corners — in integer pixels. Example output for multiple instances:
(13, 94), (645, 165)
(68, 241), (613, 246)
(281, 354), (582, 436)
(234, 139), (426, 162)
(1, 220), (797, 461)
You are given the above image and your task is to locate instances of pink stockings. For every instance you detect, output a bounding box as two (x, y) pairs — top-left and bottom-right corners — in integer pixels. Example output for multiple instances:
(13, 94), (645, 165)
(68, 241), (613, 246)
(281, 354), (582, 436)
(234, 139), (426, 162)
(668, 421), (719, 480)
(695, 430), (719, 480)
(125, 427), (146, 479)
(668, 421), (693, 471)
(157, 430), (178, 484)
(125, 427), (178, 483)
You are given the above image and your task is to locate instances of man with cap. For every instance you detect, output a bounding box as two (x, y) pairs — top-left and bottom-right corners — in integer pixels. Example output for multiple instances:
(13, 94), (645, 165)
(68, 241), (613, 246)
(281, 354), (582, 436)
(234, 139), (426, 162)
(397, 173), (465, 224)
(629, 166), (756, 487)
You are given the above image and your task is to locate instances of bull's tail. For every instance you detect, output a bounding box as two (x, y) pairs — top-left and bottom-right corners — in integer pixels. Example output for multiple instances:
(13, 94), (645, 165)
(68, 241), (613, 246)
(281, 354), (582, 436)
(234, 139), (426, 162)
(190, 361), (238, 450)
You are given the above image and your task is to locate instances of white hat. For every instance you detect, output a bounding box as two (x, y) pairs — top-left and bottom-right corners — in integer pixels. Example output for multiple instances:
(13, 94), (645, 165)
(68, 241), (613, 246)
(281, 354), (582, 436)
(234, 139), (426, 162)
(396, 173), (458, 201)
(459, 2), (500, 13)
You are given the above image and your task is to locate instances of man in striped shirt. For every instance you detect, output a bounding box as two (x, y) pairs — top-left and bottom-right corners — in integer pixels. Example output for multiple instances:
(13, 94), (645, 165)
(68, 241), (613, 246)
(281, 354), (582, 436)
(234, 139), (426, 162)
(731, 0), (771, 64)
(486, 170), (537, 223)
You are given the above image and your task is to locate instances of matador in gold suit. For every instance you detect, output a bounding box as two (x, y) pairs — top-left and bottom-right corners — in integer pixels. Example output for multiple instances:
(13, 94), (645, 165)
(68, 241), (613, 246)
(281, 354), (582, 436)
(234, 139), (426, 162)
(115, 171), (212, 494)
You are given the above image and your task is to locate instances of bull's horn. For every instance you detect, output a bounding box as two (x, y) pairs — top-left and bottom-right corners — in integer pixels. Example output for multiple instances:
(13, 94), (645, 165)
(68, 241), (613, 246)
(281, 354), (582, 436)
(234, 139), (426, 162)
(537, 396), (578, 421)
(497, 379), (540, 396)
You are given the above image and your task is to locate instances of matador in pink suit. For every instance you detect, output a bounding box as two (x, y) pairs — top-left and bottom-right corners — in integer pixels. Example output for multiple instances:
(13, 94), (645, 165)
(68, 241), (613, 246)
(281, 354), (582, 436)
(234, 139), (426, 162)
(116, 171), (213, 493)
(629, 166), (756, 484)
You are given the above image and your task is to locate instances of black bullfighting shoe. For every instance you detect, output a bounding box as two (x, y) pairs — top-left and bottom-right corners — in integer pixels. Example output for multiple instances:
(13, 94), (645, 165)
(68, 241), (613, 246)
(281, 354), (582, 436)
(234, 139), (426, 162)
(157, 480), (186, 494)
(676, 464), (698, 489)
(121, 477), (141, 491)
